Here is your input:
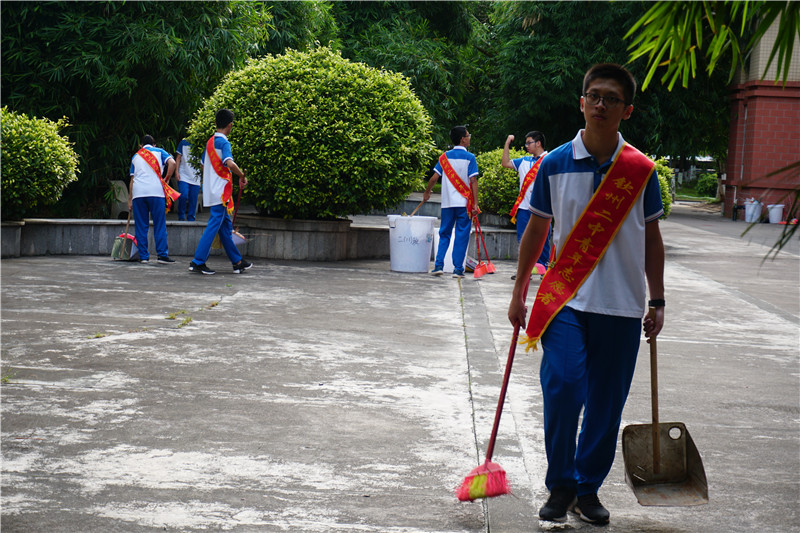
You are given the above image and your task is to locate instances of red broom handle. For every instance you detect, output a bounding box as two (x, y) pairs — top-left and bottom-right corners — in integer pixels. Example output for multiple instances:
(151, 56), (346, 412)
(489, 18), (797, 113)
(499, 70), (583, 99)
(474, 217), (492, 264)
(473, 217), (482, 264)
(484, 324), (519, 462)
(484, 280), (530, 462)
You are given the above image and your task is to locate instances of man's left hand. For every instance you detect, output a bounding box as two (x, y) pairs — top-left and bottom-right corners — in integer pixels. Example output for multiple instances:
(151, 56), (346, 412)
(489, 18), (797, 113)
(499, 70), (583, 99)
(643, 307), (664, 342)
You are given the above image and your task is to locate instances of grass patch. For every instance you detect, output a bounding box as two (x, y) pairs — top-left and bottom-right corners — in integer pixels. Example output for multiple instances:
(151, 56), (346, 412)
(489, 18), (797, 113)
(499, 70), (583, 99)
(166, 310), (188, 320)
(177, 316), (193, 328)
(675, 183), (716, 202)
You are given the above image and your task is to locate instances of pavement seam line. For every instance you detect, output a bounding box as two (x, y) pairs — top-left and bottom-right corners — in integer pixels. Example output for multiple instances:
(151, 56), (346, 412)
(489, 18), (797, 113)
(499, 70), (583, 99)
(456, 277), (491, 532)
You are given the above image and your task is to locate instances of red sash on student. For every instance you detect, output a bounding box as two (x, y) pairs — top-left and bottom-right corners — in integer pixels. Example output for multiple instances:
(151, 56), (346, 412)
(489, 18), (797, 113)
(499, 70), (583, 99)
(206, 135), (234, 215)
(523, 143), (655, 351)
(510, 152), (547, 223)
(136, 148), (180, 209)
(439, 153), (476, 214)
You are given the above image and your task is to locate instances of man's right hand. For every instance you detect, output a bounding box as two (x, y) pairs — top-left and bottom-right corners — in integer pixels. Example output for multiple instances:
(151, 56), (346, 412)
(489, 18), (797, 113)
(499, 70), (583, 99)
(508, 297), (527, 329)
(505, 134), (515, 146)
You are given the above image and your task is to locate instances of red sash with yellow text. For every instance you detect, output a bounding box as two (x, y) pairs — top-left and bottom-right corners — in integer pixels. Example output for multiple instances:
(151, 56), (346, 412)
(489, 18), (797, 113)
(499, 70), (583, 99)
(524, 143), (655, 351)
(136, 148), (180, 209)
(439, 153), (476, 214)
(206, 135), (234, 215)
(510, 152), (547, 223)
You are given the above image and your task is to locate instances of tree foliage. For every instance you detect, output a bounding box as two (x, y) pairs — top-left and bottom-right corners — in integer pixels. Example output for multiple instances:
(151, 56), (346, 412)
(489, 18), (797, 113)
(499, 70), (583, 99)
(1, 1), (270, 216)
(1, 107), (79, 220)
(626, 0), (799, 249)
(187, 48), (436, 220)
(259, 0), (338, 55)
(1, 1), (763, 220)
(333, 1), (479, 148)
(626, 1), (800, 90)
(483, 1), (730, 163)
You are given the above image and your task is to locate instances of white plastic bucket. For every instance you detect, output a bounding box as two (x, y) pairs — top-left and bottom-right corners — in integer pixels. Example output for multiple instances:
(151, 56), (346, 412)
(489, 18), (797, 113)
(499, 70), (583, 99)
(387, 215), (436, 272)
(767, 204), (784, 224)
(744, 200), (762, 223)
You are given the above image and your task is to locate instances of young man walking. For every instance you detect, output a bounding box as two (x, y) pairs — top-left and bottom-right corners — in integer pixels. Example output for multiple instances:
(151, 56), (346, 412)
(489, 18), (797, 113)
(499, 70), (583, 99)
(189, 109), (252, 275)
(423, 125), (480, 278)
(508, 63), (665, 525)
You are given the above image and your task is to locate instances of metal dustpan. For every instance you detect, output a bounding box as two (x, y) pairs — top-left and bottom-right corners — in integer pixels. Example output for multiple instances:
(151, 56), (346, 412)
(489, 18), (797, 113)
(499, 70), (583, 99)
(111, 211), (138, 261)
(622, 326), (708, 507)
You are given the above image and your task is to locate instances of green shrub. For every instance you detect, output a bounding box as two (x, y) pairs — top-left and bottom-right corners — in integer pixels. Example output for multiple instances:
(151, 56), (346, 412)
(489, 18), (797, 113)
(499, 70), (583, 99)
(651, 156), (673, 218)
(475, 147), (528, 217)
(696, 172), (718, 198)
(1, 107), (79, 220)
(187, 48), (437, 220)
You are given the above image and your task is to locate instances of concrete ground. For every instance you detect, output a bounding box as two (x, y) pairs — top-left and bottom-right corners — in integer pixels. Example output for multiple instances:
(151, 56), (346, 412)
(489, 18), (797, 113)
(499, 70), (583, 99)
(1, 203), (798, 532)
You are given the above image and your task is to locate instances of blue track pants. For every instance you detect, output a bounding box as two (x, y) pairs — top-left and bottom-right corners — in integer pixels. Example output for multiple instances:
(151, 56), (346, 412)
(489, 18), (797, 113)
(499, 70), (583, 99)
(192, 204), (242, 266)
(435, 207), (471, 275)
(539, 305), (641, 495)
(177, 181), (200, 221)
(132, 197), (169, 261)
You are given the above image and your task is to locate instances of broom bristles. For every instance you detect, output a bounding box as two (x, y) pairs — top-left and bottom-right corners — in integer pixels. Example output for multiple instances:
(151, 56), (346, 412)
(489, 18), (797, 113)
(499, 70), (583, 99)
(456, 461), (510, 501)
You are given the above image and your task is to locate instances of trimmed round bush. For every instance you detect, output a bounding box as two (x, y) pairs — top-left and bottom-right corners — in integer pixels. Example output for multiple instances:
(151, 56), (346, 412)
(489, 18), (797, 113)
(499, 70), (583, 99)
(475, 147), (528, 217)
(652, 156), (674, 217)
(696, 172), (718, 198)
(1, 107), (79, 221)
(187, 48), (437, 220)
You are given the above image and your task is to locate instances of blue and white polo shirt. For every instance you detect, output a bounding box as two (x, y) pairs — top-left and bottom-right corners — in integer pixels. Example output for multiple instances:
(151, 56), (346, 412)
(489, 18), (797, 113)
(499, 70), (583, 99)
(529, 130), (664, 318)
(432, 146), (479, 209)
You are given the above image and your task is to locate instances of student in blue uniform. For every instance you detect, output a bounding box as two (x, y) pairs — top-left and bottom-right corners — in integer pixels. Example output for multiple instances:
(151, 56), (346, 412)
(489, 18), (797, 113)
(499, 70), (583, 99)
(127, 135), (176, 264)
(423, 125), (480, 278)
(508, 64), (665, 525)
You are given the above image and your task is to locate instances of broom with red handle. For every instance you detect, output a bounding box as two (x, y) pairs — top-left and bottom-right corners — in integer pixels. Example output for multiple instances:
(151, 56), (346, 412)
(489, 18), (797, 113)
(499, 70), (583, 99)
(457, 280), (530, 501)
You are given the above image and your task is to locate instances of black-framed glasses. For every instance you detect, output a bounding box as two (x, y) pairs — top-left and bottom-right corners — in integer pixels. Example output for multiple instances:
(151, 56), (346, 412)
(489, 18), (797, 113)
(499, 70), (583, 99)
(525, 140), (538, 146)
(583, 92), (626, 108)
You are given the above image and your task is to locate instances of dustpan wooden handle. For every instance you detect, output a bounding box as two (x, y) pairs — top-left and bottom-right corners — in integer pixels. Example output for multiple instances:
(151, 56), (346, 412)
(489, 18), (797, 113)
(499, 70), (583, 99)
(649, 308), (660, 474)
(409, 200), (425, 217)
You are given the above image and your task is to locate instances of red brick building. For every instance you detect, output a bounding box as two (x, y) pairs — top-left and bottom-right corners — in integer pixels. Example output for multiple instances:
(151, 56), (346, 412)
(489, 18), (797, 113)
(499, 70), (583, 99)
(723, 23), (800, 222)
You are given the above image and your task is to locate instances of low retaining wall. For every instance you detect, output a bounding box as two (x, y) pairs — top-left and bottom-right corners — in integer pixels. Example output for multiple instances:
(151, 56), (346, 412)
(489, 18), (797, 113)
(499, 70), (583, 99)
(2, 217), (519, 262)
